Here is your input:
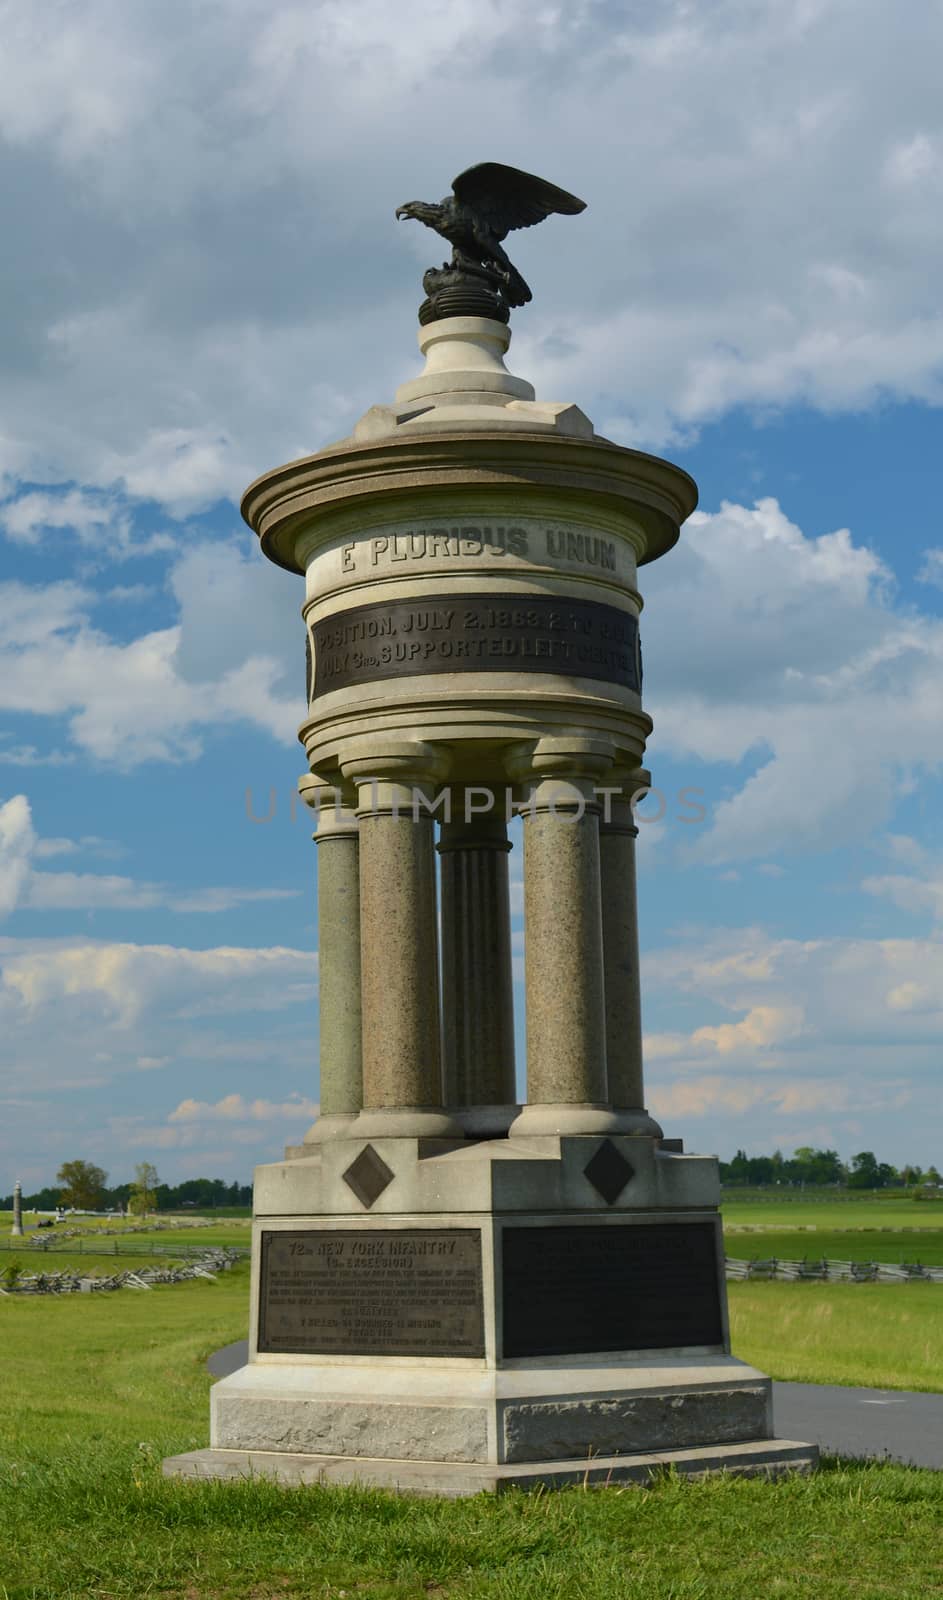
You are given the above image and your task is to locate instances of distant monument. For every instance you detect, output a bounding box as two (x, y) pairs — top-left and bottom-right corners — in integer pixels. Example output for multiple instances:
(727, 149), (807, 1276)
(10, 1180), (23, 1237)
(164, 167), (816, 1493)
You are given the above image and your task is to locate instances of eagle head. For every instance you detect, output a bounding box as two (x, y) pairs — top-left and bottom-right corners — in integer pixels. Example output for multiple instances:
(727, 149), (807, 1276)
(395, 200), (444, 225)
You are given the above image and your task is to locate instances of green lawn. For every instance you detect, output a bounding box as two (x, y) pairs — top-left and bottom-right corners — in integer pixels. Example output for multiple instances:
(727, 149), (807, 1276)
(721, 1197), (943, 1229)
(2, 1269), (943, 1598)
(729, 1280), (943, 1390)
(723, 1227), (943, 1265)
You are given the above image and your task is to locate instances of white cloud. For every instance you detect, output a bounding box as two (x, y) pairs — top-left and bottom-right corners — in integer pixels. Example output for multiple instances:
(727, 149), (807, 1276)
(0, 795), (35, 916)
(1, 938), (313, 1028)
(691, 1002), (805, 1056)
(169, 1092), (319, 1124)
(644, 927), (943, 1070)
(641, 497), (943, 861)
(0, 2), (941, 498)
(862, 870), (943, 923)
(648, 1074), (856, 1122)
(0, 551), (299, 764)
(0, 484), (176, 558)
(918, 549), (943, 589)
(0, 791), (298, 917)
(23, 871), (298, 915)
(641, 926), (938, 1155)
(32, 834), (125, 861)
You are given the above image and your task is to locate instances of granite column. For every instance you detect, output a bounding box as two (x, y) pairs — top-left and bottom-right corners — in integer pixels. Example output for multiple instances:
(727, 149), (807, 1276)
(598, 776), (662, 1137)
(299, 776), (363, 1141)
(508, 739), (626, 1136)
(438, 798), (517, 1136)
(343, 744), (461, 1139)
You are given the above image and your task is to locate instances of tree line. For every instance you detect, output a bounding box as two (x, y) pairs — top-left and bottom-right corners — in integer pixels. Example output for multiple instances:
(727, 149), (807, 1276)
(1, 1160), (253, 1213)
(6, 1147), (941, 1211)
(720, 1146), (942, 1189)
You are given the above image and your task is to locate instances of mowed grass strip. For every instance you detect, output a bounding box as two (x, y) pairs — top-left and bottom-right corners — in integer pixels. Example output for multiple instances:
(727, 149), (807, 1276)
(1, 1269), (942, 1598)
(729, 1281), (943, 1391)
(723, 1227), (943, 1265)
(721, 1198), (943, 1229)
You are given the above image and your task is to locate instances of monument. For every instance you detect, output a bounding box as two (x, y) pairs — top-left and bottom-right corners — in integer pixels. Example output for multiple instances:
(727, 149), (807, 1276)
(164, 165), (816, 1493)
(10, 1180), (23, 1237)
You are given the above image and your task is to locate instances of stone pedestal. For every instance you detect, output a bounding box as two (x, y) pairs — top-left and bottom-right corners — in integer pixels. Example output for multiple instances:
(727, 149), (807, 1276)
(163, 310), (816, 1494)
(165, 1136), (814, 1493)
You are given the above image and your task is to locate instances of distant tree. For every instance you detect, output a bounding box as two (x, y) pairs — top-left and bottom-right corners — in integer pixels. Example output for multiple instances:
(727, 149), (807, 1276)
(847, 1151), (880, 1190)
(56, 1160), (108, 1210)
(129, 1163), (160, 1216)
(791, 1147), (845, 1186)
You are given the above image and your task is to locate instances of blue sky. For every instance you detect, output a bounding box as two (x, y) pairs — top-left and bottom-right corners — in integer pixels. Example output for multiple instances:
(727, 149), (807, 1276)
(1, 0), (942, 1187)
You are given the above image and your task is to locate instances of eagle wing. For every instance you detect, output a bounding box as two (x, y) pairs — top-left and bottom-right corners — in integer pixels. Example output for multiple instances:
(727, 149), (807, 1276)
(451, 163), (586, 242)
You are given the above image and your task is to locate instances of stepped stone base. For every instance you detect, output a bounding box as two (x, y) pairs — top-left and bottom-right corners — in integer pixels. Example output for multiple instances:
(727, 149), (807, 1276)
(165, 1137), (817, 1496)
(163, 1437), (818, 1497)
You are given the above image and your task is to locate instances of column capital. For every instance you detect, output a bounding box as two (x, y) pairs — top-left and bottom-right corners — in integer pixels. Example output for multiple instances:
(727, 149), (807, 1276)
(506, 736), (614, 815)
(298, 774), (359, 840)
(505, 735), (615, 785)
(340, 740), (450, 817)
(597, 767), (650, 835)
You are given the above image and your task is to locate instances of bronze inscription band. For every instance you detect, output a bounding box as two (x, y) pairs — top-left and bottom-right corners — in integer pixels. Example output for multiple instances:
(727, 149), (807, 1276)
(257, 1228), (485, 1358)
(311, 593), (641, 698)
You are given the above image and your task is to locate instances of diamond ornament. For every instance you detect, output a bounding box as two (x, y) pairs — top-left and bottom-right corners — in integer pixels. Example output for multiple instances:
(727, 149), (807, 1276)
(342, 1144), (395, 1208)
(583, 1139), (635, 1205)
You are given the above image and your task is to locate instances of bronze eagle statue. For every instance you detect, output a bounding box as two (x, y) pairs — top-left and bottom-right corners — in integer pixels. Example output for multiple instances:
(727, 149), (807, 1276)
(396, 162), (586, 313)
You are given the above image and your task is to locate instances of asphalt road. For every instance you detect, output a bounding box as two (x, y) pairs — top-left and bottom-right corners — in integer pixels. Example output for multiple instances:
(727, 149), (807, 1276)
(772, 1381), (943, 1469)
(206, 1341), (942, 1469)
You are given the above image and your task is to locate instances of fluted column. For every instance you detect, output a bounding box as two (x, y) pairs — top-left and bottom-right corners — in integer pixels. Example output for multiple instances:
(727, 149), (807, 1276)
(11, 1179), (23, 1237)
(299, 775), (363, 1141)
(508, 738), (628, 1137)
(342, 742), (461, 1139)
(598, 773), (663, 1138)
(438, 799), (517, 1136)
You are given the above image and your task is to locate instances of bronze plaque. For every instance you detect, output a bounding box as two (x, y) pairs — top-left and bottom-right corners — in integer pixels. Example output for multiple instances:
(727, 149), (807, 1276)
(258, 1228), (485, 1357)
(311, 593), (640, 697)
(501, 1222), (723, 1358)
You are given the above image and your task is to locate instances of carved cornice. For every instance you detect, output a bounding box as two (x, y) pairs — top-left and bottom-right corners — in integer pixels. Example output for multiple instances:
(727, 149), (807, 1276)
(241, 430), (698, 575)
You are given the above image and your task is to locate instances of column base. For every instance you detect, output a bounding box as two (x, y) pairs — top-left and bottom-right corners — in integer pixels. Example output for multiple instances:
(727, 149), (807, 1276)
(507, 1102), (652, 1137)
(301, 1113), (362, 1144)
(164, 1437), (817, 1498)
(450, 1104), (519, 1138)
(612, 1108), (665, 1139)
(352, 1106), (464, 1139)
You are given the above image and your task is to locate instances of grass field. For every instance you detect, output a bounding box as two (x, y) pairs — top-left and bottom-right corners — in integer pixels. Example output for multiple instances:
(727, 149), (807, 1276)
(729, 1281), (943, 1390)
(721, 1197), (943, 1228)
(720, 1194), (943, 1269)
(723, 1228), (943, 1265)
(0, 1215), (251, 1255)
(2, 1268), (942, 1599)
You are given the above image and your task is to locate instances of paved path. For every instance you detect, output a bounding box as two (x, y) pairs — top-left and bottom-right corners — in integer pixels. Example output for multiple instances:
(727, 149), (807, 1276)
(206, 1341), (942, 1470)
(773, 1381), (943, 1469)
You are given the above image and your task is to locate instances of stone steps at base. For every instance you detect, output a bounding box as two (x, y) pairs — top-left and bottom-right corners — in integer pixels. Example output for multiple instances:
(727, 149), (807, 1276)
(163, 1437), (818, 1498)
